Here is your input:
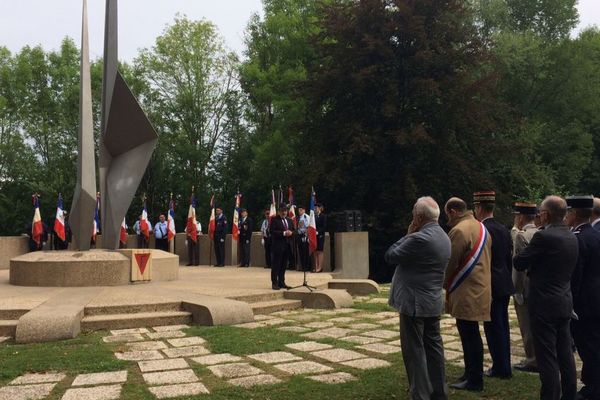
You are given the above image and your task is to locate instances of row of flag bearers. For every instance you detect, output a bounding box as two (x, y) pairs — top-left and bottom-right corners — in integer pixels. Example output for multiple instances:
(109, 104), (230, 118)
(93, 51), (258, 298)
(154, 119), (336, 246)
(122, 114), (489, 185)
(26, 188), (321, 269)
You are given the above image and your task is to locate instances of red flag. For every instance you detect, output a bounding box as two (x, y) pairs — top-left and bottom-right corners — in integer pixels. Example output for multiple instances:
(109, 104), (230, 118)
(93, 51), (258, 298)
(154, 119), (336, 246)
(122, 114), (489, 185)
(232, 191), (241, 241)
(54, 194), (66, 242)
(287, 186), (297, 228)
(269, 189), (276, 225)
(31, 195), (43, 245)
(186, 193), (198, 242)
(308, 188), (318, 254)
(140, 201), (150, 240)
(208, 194), (216, 240)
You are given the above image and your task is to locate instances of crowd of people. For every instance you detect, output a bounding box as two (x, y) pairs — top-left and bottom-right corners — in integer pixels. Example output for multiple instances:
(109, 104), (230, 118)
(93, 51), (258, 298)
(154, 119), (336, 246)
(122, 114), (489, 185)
(386, 192), (600, 400)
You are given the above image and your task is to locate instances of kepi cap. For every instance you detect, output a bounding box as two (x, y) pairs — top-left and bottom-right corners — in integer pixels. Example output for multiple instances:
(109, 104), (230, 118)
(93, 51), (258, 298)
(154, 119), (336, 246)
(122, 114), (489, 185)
(473, 191), (495, 204)
(566, 195), (594, 209)
(513, 202), (537, 215)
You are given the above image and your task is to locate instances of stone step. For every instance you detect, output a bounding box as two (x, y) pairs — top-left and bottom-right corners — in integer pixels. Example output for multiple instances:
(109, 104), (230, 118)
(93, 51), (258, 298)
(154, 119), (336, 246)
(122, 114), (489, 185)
(229, 291), (285, 304)
(84, 302), (182, 316)
(0, 309), (29, 320)
(251, 299), (302, 315)
(0, 320), (18, 337)
(81, 311), (192, 332)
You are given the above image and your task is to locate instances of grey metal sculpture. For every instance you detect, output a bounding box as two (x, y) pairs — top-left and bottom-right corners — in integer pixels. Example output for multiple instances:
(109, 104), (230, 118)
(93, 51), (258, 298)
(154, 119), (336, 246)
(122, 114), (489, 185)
(99, 0), (158, 249)
(69, 0), (96, 251)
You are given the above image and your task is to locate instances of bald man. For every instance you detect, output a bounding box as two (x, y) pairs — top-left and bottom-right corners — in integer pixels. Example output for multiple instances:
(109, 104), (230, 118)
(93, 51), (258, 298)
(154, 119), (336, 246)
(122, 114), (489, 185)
(514, 196), (578, 400)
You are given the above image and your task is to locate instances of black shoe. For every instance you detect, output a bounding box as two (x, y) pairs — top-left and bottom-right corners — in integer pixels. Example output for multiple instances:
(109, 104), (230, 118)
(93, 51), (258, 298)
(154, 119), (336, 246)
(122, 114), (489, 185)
(272, 284), (280, 290)
(449, 380), (483, 391)
(514, 363), (539, 373)
(280, 284), (292, 290)
(484, 369), (512, 379)
(185, 263), (192, 266)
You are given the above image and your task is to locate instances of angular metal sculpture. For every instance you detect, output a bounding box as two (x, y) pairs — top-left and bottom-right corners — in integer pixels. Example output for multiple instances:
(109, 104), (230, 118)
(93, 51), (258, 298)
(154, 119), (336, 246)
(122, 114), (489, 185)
(70, 0), (97, 251)
(99, 0), (158, 249)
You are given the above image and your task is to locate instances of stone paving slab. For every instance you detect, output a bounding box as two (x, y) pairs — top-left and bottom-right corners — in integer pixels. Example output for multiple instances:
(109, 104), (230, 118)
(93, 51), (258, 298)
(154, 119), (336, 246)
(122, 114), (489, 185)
(115, 350), (164, 361)
(376, 311), (398, 317)
(377, 318), (399, 326)
(208, 363), (263, 378)
(149, 383), (209, 399)
(110, 328), (149, 335)
(304, 321), (334, 328)
(328, 317), (356, 323)
(357, 343), (401, 354)
(277, 326), (312, 333)
(345, 323), (378, 331)
(288, 314), (320, 321)
(316, 310), (338, 316)
(146, 331), (186, 340)
(259, 318), (290, 326)
(162, 345), (210, 358)
(339, 335), (384, 345)
(0, 383), (56, 400)
(273, 361), (333, 375)
(387, 339), (401, 346)
(143, 369), (198, 386)
(72, 371), (127, 387)
(271, 310), (298, 316)
(308, 372), (357, 384)
(128, 341), (168, 351)
(228, 374), (282, 388)
(285, 341), (333, 352)
(444, 350), (463, 360)
(310, 348), (368, 362)
(341, 358), (391, 370)
(354, 313), (386, 320)
(191, 353), (243, 366)
(0, 337), (10, 343)
(10, 373), (66, 385)
(360, 329), (399, 339)
(233, 322), (265, 329)
(444, 340), (463, 351)
(167, 337), (206, 347)
(152, 325), (190, 332)
(333, 308), (360, 314)
(247, 351), (303, 364)
(138, 358), (189, 373)
(61, 384), (122, 400)
(441, 334), (459, 343)
(254, 314), (275, 321)
(302, 327), (355, 339)
(103, 333), (145, 343)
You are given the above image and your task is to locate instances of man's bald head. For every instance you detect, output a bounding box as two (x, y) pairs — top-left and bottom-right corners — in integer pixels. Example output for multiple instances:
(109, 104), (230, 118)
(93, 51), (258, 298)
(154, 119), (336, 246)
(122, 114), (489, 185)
(444, 197), (467, 214)
(593, 197), (600, 220)
(541, 195), (567, 224)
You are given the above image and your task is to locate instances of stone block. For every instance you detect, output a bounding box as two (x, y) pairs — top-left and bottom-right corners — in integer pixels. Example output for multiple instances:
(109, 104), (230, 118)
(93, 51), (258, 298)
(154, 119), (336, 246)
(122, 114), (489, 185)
(356, 343), (401, 354)
(72, 371), (127, 387)
(115, 350), (164, 361)
(360, 330), (399, 339)
(284, 289), (353, 309)
(167, 337), (206, 347)
(308, 372), (357, 384)
(340, 358), (391, 370)
(110, 328), (149, 335)
(304, 322), (334, 329)
(277, 326), (312, 333)
(273, 361), (333, 375)
(146, 331), (186, 340)
(0, 383), (56, 400)
(142, 369), (198, 386)
(190, 353), (242, 365)
(301, 327), (355, 339)
(10, 373), (65, 385)
(247, 351), (303, 364)
(162, 346), (210, 358)
(152, 325), (190, 332)
(61, 384), (122, 400)
(103, 334), (144, 343)
(285, 341), (333, 352)
(332, 232), (369, 278)
(328, 279), (379, 296)
(310, 348), (368, 362)
(228, 374), (282, 388)
(128, 341), (168, 351)
(138, 358), (189, 373)
(339, 336), (384, 345)
(148, 383), (209, 399)
(208, 363), (262, 378)
(0, 236), (29, 270)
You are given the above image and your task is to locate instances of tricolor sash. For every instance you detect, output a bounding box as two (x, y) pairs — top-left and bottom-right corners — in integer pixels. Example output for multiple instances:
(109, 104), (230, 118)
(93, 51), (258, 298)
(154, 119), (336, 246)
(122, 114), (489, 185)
(448, 222), (488, 294)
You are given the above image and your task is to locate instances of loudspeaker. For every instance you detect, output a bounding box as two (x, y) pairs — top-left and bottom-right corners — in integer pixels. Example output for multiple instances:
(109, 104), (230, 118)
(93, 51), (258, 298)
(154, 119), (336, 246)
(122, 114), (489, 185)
(329, 210), (362, 232)
(353, 210), (362, 231)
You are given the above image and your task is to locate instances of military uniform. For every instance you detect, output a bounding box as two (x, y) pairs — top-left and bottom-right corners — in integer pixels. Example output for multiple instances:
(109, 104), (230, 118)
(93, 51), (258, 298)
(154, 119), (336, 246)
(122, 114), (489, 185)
(214, 211), (227, 267)
(238, 212), (252, 267)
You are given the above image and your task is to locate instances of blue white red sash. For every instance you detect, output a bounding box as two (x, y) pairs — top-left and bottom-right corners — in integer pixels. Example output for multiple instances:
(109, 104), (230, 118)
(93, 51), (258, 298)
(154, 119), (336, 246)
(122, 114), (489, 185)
(448, 222), (488, 294)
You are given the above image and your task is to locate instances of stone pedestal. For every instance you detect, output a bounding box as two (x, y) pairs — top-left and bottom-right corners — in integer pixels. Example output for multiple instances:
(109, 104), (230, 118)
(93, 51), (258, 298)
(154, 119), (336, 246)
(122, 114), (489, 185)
(332, 232), (369, 278)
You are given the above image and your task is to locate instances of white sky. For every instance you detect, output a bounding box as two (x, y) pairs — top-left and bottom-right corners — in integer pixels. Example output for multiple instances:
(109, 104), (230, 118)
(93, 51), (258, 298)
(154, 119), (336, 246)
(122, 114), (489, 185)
(0, 0), (598, 62)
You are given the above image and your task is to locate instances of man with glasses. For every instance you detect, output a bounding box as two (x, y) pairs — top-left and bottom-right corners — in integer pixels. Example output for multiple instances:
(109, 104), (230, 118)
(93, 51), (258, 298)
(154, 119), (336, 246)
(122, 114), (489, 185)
(514, 196), (578, 400)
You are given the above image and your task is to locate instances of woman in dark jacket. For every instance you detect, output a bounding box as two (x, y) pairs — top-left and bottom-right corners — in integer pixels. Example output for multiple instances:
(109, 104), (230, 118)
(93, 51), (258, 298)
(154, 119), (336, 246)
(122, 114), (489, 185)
(314, 203), (327, 272)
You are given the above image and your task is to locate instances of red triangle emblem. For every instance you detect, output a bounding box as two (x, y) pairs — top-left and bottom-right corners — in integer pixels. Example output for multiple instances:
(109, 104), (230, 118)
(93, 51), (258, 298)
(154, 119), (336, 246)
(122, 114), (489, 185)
(135, 253), (150, 275)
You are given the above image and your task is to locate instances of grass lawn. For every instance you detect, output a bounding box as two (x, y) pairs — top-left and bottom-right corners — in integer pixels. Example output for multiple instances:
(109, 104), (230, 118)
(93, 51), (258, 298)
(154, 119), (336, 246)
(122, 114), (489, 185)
(0, 286), (543, 399)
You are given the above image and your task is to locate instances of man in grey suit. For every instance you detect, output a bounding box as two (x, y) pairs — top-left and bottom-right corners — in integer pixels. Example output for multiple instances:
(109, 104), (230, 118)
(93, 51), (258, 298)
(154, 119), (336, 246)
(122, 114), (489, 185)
(385, 196), (451, 400)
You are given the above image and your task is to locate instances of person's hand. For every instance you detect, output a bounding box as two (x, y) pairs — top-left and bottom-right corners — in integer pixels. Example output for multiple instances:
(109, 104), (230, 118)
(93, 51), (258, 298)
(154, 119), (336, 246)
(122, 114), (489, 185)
(261, 238), (265, 246)
(407, 221), (416, 234)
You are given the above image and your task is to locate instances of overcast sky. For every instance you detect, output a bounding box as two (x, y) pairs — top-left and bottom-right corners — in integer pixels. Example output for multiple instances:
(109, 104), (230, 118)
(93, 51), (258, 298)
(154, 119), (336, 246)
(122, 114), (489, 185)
(0, 0), (599, 62)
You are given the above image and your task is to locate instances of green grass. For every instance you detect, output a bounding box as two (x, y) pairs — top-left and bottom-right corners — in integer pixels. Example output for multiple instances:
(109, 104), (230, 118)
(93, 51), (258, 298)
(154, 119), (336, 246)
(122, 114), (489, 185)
(0, 300), (543, 400)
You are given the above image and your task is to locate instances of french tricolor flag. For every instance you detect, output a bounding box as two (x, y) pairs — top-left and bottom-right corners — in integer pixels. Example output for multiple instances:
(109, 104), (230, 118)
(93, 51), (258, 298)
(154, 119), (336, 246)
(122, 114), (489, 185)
(31, 194), (44, 246)
(54, 194), (66, 242)
(92, 193), (101, 242)
(120, 218), (127, 245)
(187, 193), (198, 243)
(308, 187), (317, 254)
(168, 198), (176, 242)
(288, 186), (297, 228)
(232, 192), (241, 241)
(140, 200), (150, 240)
(208, 194), (216, 240)
(269, 189), (276, 225)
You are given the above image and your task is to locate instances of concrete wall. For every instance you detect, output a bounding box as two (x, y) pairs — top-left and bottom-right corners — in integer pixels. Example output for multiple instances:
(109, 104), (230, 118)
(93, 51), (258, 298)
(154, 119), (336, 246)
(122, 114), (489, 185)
(0, 236), (30, 270)
(333, 232), (369, 278)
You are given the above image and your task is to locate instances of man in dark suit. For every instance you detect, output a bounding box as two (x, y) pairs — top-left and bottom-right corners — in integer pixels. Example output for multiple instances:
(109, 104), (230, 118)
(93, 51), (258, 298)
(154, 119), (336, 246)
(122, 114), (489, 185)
(214, 207), (227, 267)
(270, 204), (294, 290)
(565, 196), (600, 400)
(238, 209), (252, 267)
(514, 195), (578, 400)
(591, 197), (600, 231)
(473, 191), (514, 379)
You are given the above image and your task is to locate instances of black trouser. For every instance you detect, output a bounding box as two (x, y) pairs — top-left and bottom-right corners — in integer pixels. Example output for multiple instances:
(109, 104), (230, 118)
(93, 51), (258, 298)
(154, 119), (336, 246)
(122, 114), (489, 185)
(287, 240), (296, 269)
(214, 236), (225, 266)
(240, 239), (251, 266)
(271, 243), (288, 287)
(155, 238), (168, 252)
(137, 235), (149, 249)
(264, 237), (272, 268)
(483, 295), (512, 377)
(572, 317), (600, 399)
(187, 239), (199, 266)
(298, 236), (310, 271)
(530, 312), (576, 400)
(456, 319), (484, 386)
